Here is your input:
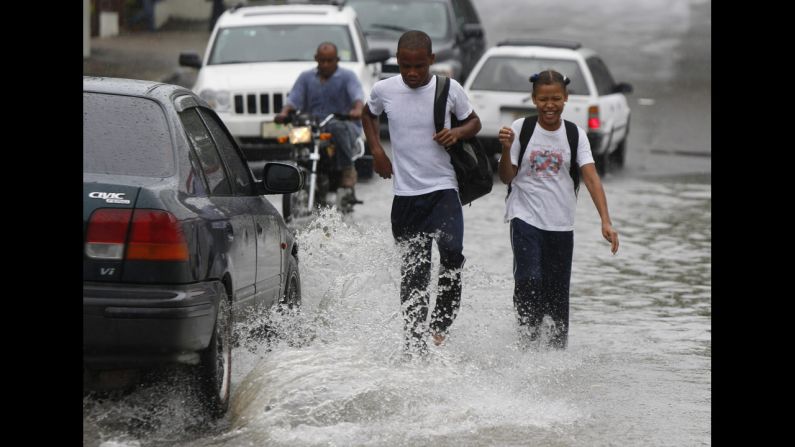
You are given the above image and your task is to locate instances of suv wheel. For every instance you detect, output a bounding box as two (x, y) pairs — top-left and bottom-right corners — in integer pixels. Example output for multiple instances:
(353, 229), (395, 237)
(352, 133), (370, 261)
(198, 289), (232, 418)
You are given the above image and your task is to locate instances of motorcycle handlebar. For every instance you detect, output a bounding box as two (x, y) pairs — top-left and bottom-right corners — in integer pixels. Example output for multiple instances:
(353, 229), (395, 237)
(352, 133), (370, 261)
(319, 113), (356, 127)
(274, 112), (356, 126)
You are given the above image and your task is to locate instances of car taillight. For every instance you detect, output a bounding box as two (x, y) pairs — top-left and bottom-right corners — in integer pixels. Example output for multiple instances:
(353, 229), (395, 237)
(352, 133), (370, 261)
(85, 209), (133, 260)
(588, 105), (600, 130)
(127, 210), (189, 261)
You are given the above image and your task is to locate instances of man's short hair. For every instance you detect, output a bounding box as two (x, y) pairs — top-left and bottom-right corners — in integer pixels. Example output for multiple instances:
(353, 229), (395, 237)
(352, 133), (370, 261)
(397, 30), (432, 54)
(316, 42), (338, 55)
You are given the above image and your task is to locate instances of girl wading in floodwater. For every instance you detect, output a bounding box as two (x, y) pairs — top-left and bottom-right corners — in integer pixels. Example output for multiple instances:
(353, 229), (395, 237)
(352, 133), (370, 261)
(498, 69), (619, 349)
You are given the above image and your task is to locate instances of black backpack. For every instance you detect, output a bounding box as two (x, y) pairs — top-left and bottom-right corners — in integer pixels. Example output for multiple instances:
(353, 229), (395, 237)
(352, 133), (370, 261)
(507, 116), (580, 197)
(433, 76), (493, 206)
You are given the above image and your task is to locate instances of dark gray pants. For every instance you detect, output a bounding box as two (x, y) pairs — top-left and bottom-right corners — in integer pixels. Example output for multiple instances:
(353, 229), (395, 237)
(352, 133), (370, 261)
(323, 120), (360, 170)
(391, 189), (465, 351)
(510, 218), (573, 349)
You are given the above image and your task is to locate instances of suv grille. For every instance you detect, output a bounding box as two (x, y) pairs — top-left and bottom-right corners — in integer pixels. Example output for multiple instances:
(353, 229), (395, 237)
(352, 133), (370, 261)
(233, 92), (287, 115)
(382, 63), (399, 74)
(379, 63), (400, 80)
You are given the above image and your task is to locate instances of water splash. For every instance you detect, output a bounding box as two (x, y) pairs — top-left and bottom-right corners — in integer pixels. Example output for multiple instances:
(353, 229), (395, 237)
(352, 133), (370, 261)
(218, 208), (590, 446)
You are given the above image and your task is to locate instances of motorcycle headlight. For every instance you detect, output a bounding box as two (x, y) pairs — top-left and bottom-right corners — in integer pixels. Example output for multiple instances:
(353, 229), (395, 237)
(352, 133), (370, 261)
(198, 89), (230, 112)
(289, 126), (312, 144)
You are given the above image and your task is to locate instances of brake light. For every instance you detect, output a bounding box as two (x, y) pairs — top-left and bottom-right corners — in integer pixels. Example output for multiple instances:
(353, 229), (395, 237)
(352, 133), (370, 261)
(85, 209), (133, 260)
(588, 105), (600, 129)
(319, 133), (333, 141)
(127, 210), (189, 261)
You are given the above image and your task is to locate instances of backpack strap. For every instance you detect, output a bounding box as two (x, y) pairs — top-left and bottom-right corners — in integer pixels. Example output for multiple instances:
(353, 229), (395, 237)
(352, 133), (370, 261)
(516, 115), (537, 171)
(564, 120), (580, 196)
(507, 116), (537, 197)
(433, 75), (450, 134)
(507, 117), (580, 197)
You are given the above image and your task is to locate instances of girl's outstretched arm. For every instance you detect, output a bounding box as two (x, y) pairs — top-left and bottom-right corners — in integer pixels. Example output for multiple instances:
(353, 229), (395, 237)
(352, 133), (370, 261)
(580, 163), (619, 254)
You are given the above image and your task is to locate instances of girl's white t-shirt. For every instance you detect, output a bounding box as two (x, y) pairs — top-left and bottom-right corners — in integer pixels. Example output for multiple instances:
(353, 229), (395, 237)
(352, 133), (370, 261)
(504, 118), (595, 231)
(367, 75), (474, 196)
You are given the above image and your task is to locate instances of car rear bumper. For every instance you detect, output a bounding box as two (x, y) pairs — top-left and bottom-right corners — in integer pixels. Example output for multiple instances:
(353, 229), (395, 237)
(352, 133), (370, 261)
(83, 280), (223, 369)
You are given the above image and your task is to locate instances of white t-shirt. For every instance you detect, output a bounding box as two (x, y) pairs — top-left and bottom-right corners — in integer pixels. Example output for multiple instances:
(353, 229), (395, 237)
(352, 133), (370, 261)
(367, 75), (474, 196)
(504, 118), (595, 231)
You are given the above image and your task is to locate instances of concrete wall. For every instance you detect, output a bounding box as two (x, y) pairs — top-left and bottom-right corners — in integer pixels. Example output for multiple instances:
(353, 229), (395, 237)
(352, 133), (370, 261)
(155, 0), (219, 28)
(99, 11), (120, 37)
(88, 0), (235, 34)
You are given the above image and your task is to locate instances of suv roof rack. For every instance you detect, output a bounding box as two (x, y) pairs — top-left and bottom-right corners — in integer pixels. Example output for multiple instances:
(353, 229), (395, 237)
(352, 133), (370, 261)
(232, 0), (346, 12)
(497, 39), (582, 50)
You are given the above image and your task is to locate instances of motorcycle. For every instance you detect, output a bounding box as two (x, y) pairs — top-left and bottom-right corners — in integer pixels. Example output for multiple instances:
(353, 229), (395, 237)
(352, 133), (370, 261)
(275, 112), (365, 222)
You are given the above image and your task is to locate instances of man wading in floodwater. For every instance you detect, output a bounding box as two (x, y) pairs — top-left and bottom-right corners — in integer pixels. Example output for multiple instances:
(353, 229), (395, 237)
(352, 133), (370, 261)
(361, 30), (482, 355)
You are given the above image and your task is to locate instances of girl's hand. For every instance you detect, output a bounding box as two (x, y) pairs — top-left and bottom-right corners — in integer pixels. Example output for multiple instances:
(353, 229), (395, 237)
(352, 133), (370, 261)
(498, 126), (514, 151)
(602, 223), (619, 254)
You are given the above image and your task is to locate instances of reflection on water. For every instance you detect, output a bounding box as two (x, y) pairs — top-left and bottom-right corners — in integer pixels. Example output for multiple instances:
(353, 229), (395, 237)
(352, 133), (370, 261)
(83, 174), (710, 447)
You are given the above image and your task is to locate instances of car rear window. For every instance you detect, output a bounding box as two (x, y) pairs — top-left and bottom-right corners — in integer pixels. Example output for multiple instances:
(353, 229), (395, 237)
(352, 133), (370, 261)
(469, 56), (589, 96)
(83, 93), (175, 177)
(209, 24), (358, 64)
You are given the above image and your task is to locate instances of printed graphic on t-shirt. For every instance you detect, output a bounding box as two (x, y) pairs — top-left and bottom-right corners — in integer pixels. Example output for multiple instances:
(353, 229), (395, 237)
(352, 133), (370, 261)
(527, 146), (563, 179)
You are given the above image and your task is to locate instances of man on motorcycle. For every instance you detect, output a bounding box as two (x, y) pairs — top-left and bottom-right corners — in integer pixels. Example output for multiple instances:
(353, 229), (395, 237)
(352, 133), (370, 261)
(275, 42), (364, 193)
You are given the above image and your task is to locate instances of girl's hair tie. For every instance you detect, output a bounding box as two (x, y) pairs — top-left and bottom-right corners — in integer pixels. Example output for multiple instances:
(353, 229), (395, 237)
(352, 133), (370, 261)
(562, 75), (571, 85)
(529, 73), (540, 83)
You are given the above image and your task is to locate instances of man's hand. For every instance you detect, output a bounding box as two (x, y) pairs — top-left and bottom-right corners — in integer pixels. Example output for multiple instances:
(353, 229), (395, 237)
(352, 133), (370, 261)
(274, 113), (288, 124)
(349, 100), (364, 120)
(360, 103), (390, 177)
(432, 128), (459, 149)
(348, 108), (362, 120)
(372, 149), (393, 179)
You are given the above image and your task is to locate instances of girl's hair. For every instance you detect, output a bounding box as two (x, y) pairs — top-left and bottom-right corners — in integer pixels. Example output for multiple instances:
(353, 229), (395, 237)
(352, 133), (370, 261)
(529, 70), (570, 95)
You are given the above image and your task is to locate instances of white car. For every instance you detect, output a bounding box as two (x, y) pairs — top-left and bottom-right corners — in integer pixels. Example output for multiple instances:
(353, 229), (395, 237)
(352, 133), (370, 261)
(463, 39), (633, 174)
(179, 2), (389, 161)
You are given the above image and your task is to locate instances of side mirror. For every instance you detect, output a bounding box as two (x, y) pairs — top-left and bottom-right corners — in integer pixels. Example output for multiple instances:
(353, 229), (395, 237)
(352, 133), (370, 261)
(365, 48), (391, 65)
(179, 51), (202, 69)
(613, 82), (633, 94)
(257, 162), (303, 195)
(462, 23), (484, 39)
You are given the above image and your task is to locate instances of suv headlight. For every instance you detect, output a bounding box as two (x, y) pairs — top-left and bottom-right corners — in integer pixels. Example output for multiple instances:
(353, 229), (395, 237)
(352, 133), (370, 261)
(198, 89), (231, 112)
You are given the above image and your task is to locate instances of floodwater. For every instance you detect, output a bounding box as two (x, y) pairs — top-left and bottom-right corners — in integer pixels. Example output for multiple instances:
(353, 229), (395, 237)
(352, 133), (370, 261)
(83, 0), (710, 444)
(83, 170), (710, 446)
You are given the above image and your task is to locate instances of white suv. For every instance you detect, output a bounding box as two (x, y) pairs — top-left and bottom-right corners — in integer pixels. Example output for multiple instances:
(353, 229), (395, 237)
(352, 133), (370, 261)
(463, 39), (633, 174)
(179, 2), (389, 161)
